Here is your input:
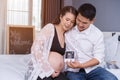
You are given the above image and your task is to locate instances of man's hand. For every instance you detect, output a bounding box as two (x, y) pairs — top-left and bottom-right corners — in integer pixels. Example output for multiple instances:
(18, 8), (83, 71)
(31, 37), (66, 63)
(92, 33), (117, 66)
(66, 60), (83, 68)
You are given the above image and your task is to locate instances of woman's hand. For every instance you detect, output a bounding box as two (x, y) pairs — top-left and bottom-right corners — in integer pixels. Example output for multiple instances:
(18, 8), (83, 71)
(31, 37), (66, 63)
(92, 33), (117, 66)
(48, 52), (64, 78)
(51, 71), (60, 78)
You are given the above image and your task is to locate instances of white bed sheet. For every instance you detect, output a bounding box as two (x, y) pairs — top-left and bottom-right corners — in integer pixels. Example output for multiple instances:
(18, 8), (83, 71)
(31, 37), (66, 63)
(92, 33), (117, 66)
(107, 69), (120, 80)
(103, 32), (120, 80)
(0, 54), (30, 80)
(0, 54), (120, 80)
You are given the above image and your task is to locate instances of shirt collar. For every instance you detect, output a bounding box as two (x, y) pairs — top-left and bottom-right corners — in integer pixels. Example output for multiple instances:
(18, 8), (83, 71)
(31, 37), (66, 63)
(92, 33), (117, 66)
(75, 24), (92, 35)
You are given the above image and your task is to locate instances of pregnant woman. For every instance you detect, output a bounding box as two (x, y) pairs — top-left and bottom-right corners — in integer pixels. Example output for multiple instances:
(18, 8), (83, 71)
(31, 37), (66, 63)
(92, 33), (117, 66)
(26, 6), (77, 80)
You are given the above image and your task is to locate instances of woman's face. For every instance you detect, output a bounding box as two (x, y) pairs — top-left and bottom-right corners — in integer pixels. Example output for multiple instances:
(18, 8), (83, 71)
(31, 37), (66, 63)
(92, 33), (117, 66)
(60, 12), (76, 31)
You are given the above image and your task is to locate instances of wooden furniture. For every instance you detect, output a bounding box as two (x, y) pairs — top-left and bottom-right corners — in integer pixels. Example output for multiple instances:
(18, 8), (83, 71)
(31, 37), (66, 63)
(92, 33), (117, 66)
(7, 25), (35, 54)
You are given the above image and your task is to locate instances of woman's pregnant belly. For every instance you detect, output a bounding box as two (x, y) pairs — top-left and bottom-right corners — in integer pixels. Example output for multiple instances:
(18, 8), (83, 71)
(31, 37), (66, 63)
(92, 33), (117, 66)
(48, 52), (64, 72)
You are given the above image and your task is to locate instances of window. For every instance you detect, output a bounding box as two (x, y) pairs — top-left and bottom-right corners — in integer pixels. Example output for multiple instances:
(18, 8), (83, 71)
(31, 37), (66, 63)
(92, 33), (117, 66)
(32, 0), (41, 30)
(7, 0), (41, 30)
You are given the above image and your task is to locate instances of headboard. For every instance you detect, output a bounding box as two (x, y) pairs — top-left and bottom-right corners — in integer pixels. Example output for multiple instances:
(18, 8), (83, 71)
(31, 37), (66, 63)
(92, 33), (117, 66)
(103, 32), (120, 40)
(7, 25), (35, 54)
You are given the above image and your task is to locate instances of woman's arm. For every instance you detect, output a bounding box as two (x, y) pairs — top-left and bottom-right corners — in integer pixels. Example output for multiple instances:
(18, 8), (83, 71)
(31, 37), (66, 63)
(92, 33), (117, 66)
(31, 24), (55, 77)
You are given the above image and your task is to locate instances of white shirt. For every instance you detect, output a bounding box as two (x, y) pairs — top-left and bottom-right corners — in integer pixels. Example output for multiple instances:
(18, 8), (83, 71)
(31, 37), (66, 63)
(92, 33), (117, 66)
(65, 24), (105, 73)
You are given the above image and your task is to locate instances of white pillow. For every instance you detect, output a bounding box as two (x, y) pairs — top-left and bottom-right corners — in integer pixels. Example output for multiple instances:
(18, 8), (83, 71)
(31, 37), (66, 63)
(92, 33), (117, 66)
(104, 33), (120, 69)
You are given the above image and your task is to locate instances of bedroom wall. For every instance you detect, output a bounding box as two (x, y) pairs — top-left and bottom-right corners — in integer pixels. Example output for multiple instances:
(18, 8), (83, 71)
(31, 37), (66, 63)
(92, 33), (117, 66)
(0, 0), (7, 54)
(70, 0), (120, 32)
(64, 0), (73, 6)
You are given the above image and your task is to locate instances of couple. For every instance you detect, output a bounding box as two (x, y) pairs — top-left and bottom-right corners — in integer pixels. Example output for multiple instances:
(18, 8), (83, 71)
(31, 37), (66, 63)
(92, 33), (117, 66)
(26, 3), (118, 80)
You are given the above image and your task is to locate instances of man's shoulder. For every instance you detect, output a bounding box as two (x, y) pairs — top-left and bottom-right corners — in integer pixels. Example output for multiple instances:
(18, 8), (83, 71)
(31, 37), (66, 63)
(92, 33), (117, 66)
(89, 24), (104, 43)
(91, 24), (103, 36)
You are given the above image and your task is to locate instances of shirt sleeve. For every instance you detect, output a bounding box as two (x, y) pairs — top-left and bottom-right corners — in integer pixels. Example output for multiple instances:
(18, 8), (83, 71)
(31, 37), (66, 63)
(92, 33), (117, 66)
(93, 33), (105, 64)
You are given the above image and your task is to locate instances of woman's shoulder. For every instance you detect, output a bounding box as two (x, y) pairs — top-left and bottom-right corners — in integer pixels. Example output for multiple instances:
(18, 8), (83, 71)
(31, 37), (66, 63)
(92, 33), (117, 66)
(40, 23), (54, 33)
(39, 23), (54, 36)
(44, 23), (54, 29)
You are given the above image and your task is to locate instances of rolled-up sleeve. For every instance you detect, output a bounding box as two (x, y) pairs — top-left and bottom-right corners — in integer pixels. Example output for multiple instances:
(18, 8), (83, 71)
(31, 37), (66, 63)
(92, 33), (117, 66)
(93, 33), (105, 64)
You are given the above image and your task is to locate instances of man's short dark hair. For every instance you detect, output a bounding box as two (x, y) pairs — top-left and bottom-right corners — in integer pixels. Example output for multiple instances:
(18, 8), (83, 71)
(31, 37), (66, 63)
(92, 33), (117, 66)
(78, 3), (96, 21)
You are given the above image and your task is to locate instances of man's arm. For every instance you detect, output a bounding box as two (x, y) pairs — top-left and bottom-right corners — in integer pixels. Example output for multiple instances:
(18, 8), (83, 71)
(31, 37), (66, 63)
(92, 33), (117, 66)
(66, 58), (99, 68)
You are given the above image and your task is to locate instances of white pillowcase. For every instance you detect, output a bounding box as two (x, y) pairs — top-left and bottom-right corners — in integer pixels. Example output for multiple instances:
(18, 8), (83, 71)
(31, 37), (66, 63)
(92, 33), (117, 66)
(104, 34), (120, 69)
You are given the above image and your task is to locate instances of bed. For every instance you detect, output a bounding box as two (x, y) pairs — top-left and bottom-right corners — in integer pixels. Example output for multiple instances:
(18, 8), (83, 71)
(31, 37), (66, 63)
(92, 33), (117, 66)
(103, 32), (120, 80)
(0, 32), (120, 80)
(0, 55), (120, 80)
(0, 54), (30, 80)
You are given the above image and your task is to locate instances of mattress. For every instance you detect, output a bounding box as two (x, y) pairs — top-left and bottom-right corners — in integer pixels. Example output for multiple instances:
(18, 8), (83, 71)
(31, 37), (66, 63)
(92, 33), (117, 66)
(0, 54), (30, 80)
(0, 54), (120, 80)
(107, 69), (120, 80)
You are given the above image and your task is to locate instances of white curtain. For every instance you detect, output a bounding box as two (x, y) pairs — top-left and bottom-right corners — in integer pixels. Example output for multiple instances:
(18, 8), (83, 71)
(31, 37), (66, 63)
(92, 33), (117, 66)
(0, 0), (7, 54)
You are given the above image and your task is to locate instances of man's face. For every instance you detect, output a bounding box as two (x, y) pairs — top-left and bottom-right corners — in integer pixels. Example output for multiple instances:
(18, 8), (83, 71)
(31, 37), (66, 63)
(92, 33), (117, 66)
(76, 13), (94, 32)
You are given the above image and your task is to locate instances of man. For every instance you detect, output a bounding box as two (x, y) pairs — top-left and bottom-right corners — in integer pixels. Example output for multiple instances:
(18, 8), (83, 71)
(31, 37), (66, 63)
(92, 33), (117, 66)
(65, 3), (118, 80)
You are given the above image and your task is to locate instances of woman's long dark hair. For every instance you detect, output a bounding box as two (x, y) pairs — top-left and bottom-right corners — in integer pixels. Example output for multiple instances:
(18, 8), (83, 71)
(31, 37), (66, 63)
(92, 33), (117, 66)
(52, 6), (77, 26)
